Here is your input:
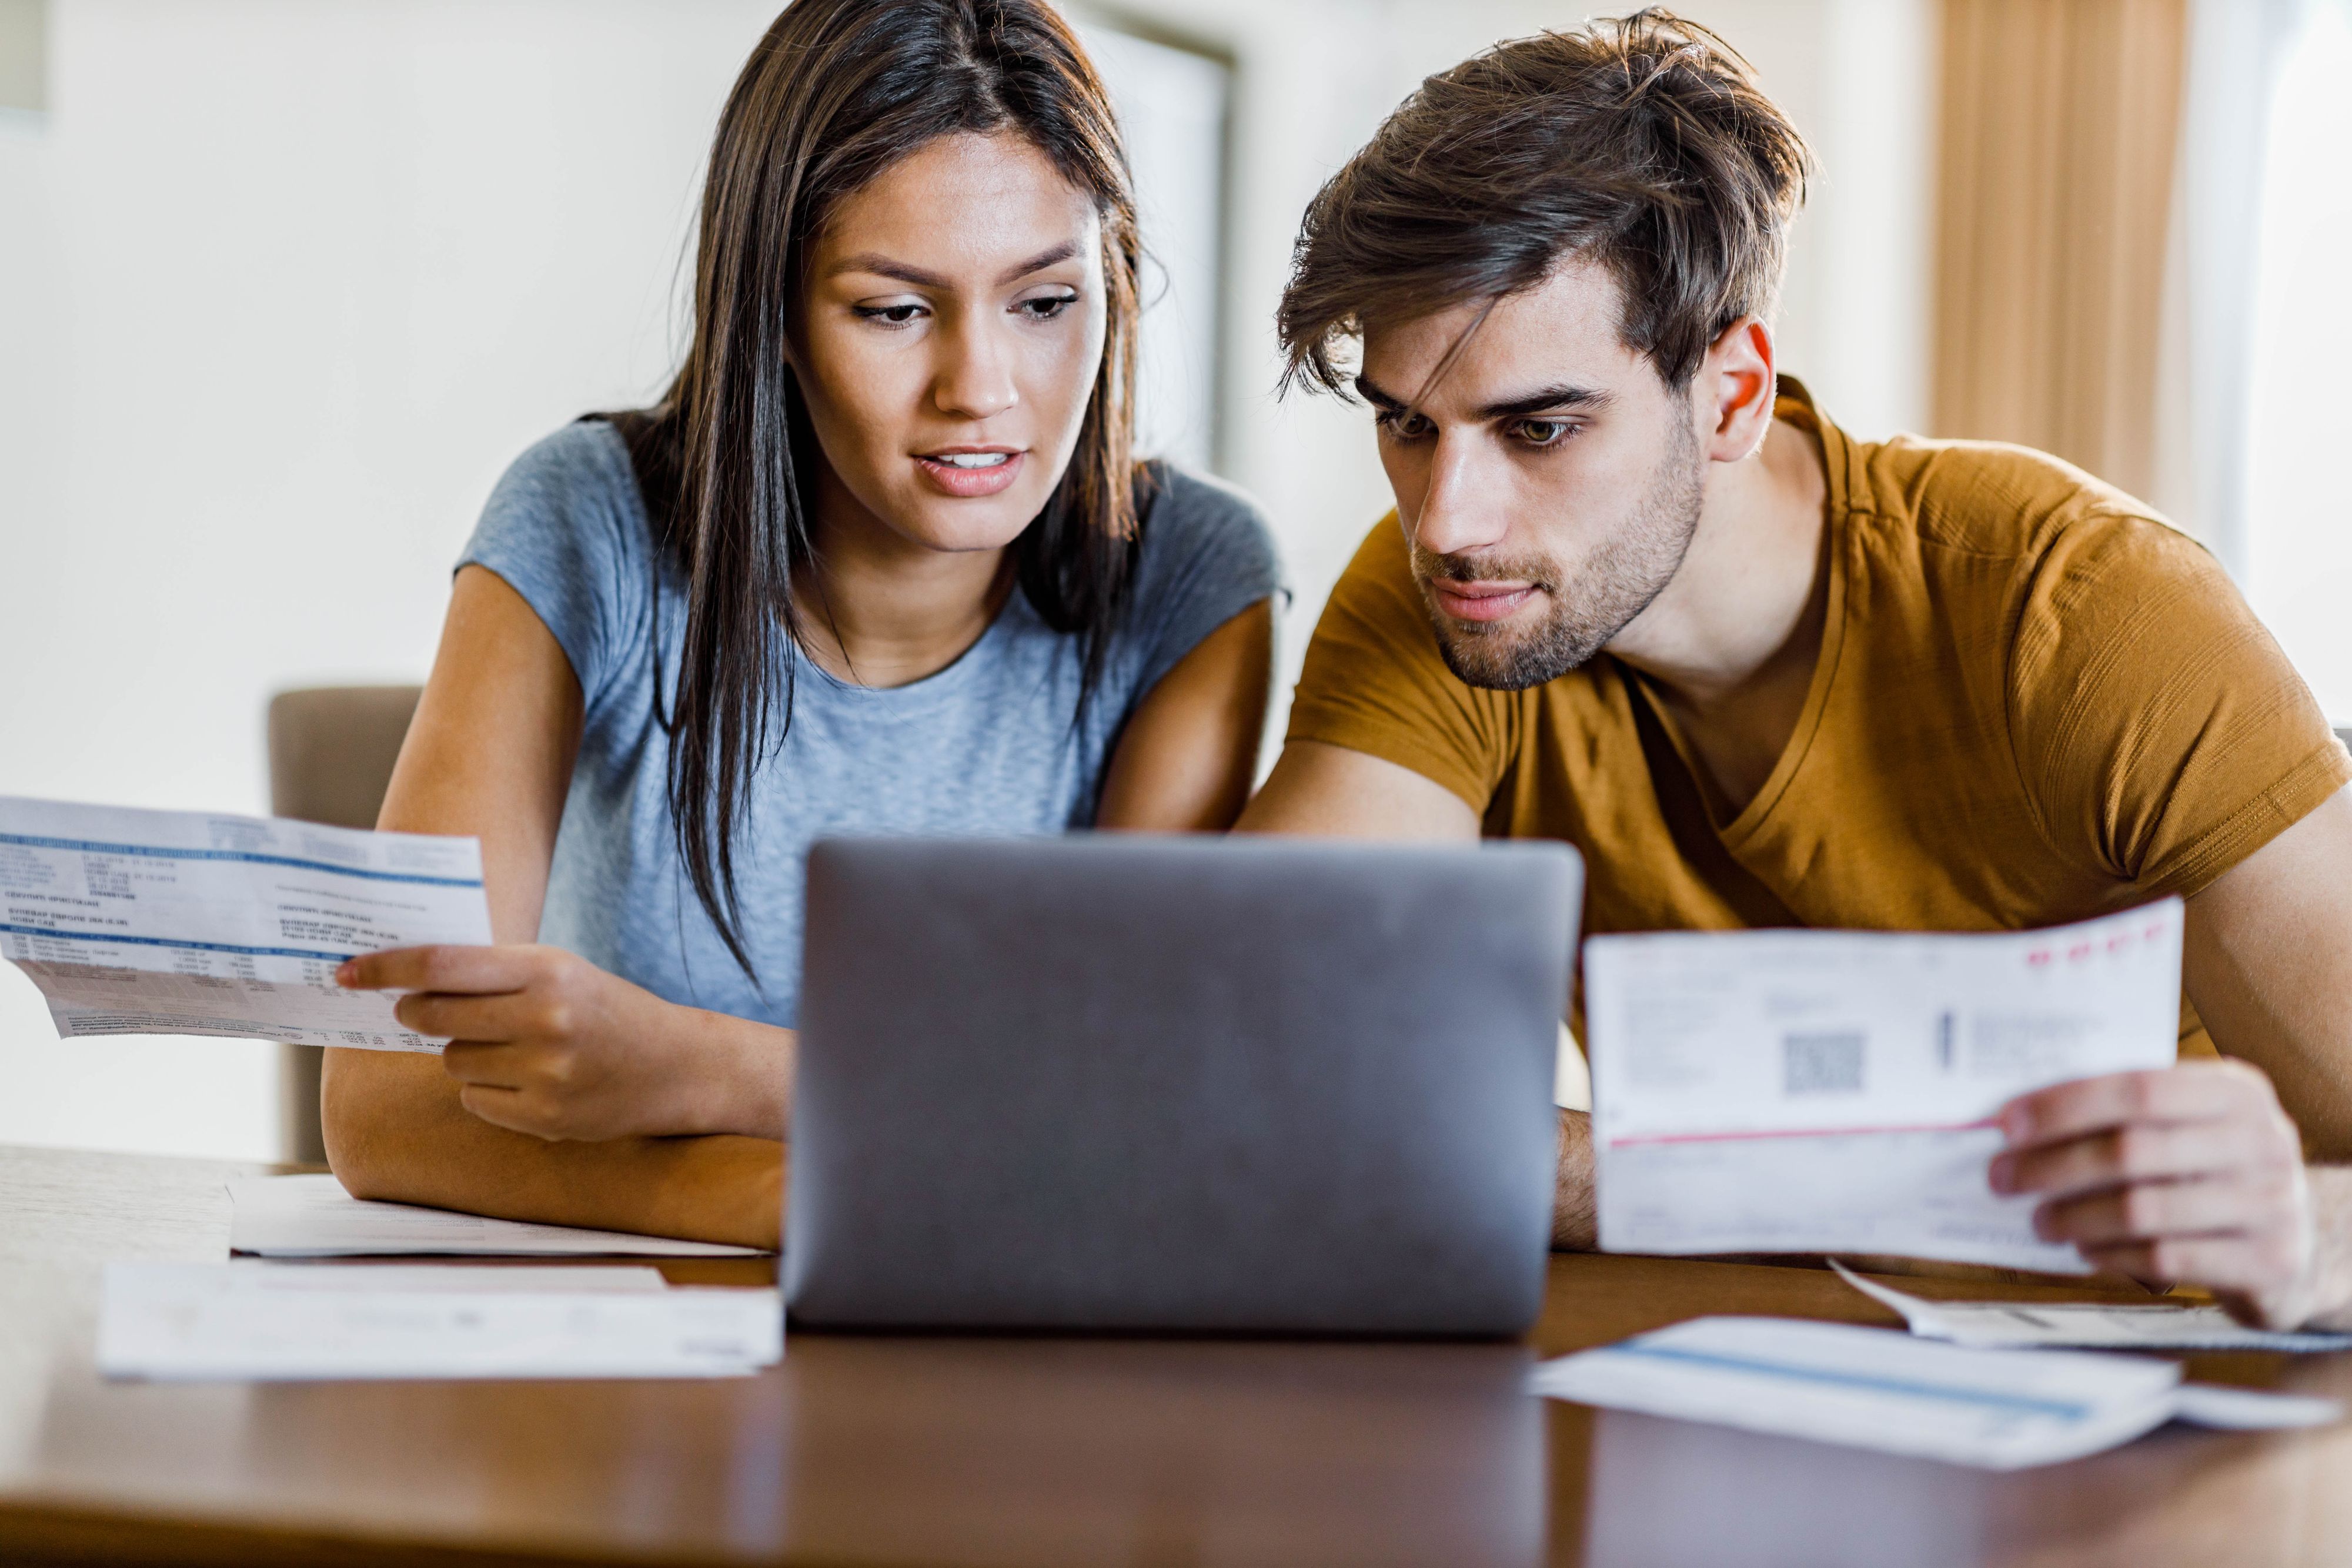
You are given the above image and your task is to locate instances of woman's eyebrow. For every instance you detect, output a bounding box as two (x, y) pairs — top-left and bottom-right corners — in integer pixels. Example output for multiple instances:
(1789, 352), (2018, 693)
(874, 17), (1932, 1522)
(825, 240), (1085, 290)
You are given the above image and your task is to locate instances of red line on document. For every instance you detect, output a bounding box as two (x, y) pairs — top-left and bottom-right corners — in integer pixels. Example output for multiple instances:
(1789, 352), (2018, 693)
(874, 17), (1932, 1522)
(1608, 1116), (2003, 1149)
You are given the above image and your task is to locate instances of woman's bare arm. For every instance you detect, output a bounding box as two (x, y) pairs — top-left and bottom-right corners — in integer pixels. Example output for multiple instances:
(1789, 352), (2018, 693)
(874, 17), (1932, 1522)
(319, 566), (785, 1248)
(1093, 601), (1275, 831)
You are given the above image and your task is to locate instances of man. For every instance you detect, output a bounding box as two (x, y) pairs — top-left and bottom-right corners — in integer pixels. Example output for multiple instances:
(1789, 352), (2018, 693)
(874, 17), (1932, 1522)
(1241, 9), (2352, 1328)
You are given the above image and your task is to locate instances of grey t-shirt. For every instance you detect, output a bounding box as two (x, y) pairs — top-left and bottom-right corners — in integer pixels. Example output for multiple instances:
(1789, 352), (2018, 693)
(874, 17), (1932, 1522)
(459, 419), (1279, 1028)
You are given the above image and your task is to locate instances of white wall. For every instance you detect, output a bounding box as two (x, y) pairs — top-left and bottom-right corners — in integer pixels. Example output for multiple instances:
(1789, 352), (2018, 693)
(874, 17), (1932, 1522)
(0, 0), (1936, 1162)
(0, 0), (777, 1159)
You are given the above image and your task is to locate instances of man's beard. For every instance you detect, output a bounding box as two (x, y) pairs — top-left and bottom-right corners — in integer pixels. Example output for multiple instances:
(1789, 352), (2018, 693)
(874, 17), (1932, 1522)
(1412, 418), (1705, 691)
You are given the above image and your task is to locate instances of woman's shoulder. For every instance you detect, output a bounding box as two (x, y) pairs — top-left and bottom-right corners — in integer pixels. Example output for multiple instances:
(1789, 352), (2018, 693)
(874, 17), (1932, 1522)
(1130, 462), (1282, 604)
(484, 419), (645, 532)
(462, 419), (660, 708)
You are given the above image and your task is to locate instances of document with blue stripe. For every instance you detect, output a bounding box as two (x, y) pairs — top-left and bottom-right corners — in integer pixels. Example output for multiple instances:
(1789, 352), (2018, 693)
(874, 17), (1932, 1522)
(0, 795), (490, 1051)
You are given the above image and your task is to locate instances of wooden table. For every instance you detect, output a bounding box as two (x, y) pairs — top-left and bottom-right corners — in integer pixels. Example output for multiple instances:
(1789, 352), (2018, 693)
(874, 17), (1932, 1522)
(4, 1144), (2350, 1567)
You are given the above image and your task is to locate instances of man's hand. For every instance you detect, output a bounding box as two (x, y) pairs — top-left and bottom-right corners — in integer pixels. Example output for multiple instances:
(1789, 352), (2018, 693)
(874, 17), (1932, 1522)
(338, 946), (791, 1144)
(1991, 1059), (2348, 1327)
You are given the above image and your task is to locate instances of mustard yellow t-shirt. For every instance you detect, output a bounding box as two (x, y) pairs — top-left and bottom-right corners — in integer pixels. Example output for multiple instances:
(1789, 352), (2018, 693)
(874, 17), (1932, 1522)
(1287, 383), (2352, 1058)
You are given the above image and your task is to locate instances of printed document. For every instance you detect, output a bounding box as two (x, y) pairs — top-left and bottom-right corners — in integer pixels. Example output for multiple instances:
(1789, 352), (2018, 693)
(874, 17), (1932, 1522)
(1528, 1316), (2334, 1470)
(1831, 1259), (2352, 1354)
(228, 1174), (769, 1258)
(1586, 901), (2183, 1273)
(0, 795), (490, 1051)
(97, 1262), (783, 1381)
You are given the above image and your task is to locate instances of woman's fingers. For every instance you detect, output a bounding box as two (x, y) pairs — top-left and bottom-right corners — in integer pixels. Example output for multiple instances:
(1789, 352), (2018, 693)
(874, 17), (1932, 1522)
(339, 944), (537, 995)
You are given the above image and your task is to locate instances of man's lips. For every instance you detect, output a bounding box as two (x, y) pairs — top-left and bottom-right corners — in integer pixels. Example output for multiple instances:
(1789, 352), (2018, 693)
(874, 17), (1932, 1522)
(1428, 579), (1541, 623)
(915, 447), (1025, 498)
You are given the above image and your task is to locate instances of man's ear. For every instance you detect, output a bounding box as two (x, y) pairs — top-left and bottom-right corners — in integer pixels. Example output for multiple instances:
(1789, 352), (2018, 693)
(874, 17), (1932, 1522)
(1696, 316), (1778, 463)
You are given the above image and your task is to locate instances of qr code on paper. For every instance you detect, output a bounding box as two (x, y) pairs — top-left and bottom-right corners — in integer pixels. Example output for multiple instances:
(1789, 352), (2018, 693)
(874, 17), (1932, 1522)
(1783, 1032), (1865, 1094)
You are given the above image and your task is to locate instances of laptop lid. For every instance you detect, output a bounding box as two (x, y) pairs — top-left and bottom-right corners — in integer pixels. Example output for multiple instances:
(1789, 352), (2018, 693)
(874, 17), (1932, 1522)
(786, 834), (1581, 1336)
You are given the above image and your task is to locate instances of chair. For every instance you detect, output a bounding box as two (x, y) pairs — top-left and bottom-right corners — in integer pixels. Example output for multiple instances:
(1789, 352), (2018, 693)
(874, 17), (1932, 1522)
(266, 686), (423, 1164)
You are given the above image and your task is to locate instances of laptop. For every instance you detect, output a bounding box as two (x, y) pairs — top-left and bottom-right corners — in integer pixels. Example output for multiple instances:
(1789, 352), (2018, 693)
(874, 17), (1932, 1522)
(784, 834), (1582, 1336)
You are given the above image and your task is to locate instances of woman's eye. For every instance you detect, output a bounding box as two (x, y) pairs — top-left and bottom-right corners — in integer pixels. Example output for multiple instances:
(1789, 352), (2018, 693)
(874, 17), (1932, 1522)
(854, 302), (927, 325)
(1514, 419), (1574, 448)
(1015, 292), (1079, 322)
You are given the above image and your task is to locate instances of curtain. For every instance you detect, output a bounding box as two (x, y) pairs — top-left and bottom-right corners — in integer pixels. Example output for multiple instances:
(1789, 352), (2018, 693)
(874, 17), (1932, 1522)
(1932, 0), (2189, 502)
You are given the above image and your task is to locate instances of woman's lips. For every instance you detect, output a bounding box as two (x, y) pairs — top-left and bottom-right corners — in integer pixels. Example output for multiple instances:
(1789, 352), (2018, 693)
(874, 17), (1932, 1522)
(1429, 579), (1539, 623)
(915, 449), (1026, 498)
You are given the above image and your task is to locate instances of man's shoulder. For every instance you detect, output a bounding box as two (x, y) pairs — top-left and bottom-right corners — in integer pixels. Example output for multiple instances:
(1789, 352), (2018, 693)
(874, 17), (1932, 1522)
(1849, 431), (2202, 574)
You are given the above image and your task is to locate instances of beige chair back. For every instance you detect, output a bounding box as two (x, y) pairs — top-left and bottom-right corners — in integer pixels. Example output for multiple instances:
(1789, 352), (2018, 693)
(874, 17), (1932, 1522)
(266, 686), (422, 1164)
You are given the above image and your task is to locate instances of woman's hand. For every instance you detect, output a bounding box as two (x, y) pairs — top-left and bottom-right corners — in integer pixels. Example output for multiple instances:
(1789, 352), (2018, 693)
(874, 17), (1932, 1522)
(338, 946), (792, 1144)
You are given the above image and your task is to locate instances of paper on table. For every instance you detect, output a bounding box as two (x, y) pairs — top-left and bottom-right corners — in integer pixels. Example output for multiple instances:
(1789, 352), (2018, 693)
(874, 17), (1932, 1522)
(217, 1261), (670, 1292)
(0, 795), (492, 1051)
(1586, 901), (2184, 1273)
(1830, 1259), (2352, 1353)
(1529, 1316), (2181, 1469)
(98, 1262), (783, 1382)
(229, 1175), (769, 1258)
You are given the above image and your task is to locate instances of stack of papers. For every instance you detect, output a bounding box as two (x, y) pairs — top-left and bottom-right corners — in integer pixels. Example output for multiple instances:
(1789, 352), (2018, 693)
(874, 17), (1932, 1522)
(1530, 1316), (2338, 1469)
(0, 795), (492, 1051)
(98, 1262), (783, 1381)
(1585, 902), (2184, 1272)
(229, 1174), (767, 1258)
(1831, 1260), (2352, 1353)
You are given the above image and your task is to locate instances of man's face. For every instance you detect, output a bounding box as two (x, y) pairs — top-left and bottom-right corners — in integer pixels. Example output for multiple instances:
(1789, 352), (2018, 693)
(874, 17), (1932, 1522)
(1357, 260), (1707, 690)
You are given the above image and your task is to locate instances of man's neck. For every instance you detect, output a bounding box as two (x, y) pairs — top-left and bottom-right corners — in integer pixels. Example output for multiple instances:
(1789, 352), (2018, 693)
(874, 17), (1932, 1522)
(793, 464), (1013, 689)
(1604, 414), (1832, 820)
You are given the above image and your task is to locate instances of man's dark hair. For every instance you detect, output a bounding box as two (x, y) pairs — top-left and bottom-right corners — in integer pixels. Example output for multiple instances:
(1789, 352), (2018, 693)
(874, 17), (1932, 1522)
(1277, 8), (1813, 396)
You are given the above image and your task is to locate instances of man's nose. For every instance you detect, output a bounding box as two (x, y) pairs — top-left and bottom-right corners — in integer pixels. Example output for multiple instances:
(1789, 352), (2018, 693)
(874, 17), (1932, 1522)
(934, 314), (1020, 422)
(1409, 433), (1511, 558)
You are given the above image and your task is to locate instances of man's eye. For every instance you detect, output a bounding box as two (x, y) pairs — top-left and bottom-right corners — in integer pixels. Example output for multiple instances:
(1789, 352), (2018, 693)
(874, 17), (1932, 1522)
(854, 302), (927, 325)
(1375, 410), (1434, 442)
(1016, 292), (1079, 321)
(1515, 419), (1574, 447)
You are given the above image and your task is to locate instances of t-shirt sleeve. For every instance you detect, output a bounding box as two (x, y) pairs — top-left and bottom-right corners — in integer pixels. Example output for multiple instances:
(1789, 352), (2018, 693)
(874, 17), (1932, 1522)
(1121, 467), (1282, 700)
(1284, 518), (1516, 812)
(456, 421), (653, 713)
(2011, 509), (2352, 897)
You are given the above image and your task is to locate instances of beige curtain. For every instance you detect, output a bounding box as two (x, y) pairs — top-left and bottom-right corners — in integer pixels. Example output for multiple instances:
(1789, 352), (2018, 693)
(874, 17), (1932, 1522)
(1932, 0), (2190, 499)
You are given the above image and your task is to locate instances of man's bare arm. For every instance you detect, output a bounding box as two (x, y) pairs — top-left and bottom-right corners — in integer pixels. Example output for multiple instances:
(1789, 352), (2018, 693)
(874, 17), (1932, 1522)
(1237, 739), (1481, 839)
(2003, 785), (2352, 1326)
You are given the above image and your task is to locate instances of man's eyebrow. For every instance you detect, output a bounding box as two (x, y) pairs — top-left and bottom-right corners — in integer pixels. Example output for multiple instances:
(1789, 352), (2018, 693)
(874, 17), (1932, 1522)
(1352, 375), (1612, 419)
(1478, 383), (1612, 420)
(826, 241), (1083, 290)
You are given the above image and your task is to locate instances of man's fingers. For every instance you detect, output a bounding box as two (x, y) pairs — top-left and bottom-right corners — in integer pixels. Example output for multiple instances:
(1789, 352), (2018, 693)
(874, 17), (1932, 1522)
(1993, 1117), (2291, 1199)
(2077, 1227), (2309, 1300)
(1999, 1060), (2276, 1148)
(2035, 1172), (2301, 1247)
(339, 945), (532, 995)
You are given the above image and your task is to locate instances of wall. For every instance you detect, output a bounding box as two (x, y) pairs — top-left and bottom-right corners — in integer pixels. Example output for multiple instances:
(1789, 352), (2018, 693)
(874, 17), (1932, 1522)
(0, 0), (1937, 1162)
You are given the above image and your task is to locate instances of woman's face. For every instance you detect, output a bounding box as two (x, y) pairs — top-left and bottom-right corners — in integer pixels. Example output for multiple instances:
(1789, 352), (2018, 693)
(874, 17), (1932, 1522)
(796, 131), (1107, 556)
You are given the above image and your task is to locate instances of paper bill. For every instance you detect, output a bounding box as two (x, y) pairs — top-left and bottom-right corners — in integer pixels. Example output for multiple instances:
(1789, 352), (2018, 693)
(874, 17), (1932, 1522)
(0, 794), (492, 1051)
(1529, 1316), (2181, 1469)
(1587, 901), (2184, 1273)
(1830, 1259), (2352, 1353)
(97, 1262), (783, 1382)
(228, 1174), (769, 1258)
(1529, 1315), (2335, 1469)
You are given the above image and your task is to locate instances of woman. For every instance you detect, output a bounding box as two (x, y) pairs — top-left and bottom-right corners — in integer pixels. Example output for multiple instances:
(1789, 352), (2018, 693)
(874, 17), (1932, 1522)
(320, 0), (1279, 1248)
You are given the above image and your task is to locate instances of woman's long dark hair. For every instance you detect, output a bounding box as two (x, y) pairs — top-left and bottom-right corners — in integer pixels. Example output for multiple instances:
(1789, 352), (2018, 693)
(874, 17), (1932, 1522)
(612, 0), (1146, 979)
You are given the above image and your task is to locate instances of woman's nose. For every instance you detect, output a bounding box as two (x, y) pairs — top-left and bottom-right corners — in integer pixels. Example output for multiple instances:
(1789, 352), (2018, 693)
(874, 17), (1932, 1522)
(933, 318), (1021, 422)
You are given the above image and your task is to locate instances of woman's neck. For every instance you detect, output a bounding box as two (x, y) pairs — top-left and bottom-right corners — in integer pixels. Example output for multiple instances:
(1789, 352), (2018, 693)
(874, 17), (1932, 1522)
(792, 460), (1014, 688)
